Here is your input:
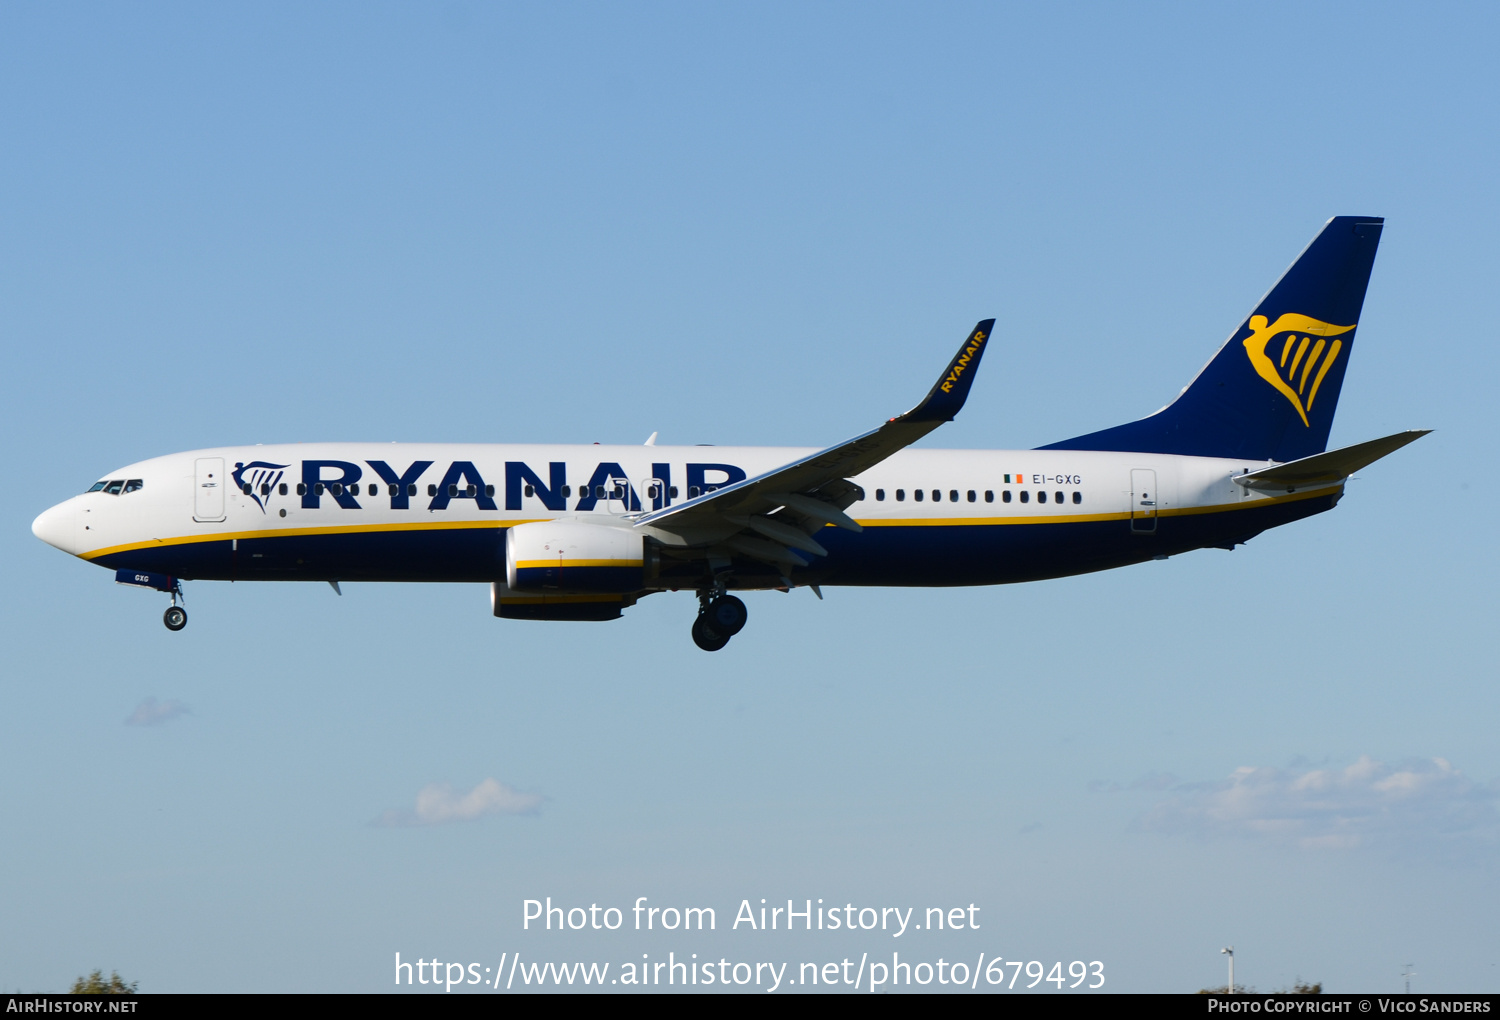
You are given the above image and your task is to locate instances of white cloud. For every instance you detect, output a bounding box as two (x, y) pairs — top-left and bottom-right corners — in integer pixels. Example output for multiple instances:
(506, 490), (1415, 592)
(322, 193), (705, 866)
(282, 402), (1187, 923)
(1131, 756), (1499, 853)
(374, 778), (543, 827)
(125, 697), (191, 726)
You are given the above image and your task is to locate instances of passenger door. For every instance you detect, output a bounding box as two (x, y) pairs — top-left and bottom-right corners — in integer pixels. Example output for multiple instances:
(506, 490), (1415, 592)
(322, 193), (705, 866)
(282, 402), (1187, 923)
(1130, 468), (1157, 533)
(195, 457), (226, 522)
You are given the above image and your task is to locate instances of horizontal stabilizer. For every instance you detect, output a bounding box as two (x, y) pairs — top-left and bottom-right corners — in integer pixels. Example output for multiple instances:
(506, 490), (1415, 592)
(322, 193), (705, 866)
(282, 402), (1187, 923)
(1233, 430), (1430, 492)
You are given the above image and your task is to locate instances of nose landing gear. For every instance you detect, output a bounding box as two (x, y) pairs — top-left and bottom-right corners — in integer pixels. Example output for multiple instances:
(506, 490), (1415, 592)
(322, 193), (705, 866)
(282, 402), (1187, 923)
(163, 580), (187, 632)
(691, 591), (747, 651)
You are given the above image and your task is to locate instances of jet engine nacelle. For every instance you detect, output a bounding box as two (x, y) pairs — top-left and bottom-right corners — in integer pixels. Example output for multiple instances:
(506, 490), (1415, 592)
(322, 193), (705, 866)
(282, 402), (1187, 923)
(505, 519), (646, 594)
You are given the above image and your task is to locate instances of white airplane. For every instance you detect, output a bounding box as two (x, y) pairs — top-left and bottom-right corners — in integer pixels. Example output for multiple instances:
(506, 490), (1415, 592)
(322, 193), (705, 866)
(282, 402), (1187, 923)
(33, 216), (1426, 650)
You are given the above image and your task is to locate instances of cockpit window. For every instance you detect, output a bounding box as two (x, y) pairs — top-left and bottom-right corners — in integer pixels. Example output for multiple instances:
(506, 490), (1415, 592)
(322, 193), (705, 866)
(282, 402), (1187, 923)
(87, 481), (107, 493)
(123, 479), (144, 493)
(103, 480), (125, 495)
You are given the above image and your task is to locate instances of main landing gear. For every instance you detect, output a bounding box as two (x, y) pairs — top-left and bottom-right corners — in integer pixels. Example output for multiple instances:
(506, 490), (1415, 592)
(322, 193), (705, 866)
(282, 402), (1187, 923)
(691, 591), (747, 651)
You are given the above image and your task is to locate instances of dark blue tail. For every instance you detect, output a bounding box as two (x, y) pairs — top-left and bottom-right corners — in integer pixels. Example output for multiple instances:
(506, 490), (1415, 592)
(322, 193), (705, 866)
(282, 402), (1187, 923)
(1041, 216), (1384, 463)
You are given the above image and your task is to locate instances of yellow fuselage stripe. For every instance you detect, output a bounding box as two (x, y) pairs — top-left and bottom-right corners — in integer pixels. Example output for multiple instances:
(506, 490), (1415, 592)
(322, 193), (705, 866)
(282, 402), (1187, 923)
(513, 559), (643, 569)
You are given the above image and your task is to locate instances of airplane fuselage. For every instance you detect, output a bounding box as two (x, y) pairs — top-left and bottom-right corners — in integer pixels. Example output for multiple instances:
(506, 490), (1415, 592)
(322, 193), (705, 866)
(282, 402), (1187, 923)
(33, 442), (1340, 590)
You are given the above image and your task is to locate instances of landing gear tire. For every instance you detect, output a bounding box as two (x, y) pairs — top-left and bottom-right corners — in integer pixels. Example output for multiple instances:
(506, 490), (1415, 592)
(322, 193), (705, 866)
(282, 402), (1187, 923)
(705, 594), (748, 636)
(691, 614), (730, 652)
(163, 606), (188, 632)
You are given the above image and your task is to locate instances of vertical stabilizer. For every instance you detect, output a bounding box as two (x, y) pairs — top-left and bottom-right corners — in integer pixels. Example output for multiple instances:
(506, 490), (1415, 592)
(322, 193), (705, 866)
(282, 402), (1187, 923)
(1042, 216), (1384, 462)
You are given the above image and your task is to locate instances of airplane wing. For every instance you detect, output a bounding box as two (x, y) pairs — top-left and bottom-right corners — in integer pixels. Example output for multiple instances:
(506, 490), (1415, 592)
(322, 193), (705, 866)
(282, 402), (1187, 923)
(632, 320), (995, 570)
(1232, 429), (1430, 493)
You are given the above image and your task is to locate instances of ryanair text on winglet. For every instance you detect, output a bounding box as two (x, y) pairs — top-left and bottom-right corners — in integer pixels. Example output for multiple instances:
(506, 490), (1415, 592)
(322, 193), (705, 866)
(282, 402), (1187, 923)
(939, 330), (987, 394)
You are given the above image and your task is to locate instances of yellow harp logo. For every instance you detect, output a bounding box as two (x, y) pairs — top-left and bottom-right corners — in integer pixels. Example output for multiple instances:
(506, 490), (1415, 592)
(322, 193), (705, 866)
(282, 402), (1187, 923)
(1242, 313), (1355, 426)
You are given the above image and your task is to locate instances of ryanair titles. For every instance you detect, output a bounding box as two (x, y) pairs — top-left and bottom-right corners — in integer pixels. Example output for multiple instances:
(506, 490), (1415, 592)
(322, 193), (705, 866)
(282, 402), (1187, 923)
(233, 459), (748, 514)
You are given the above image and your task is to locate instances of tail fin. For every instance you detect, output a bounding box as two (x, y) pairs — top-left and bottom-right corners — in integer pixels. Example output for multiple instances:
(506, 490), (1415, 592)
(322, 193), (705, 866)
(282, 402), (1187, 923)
(1041, 216), (1384, 462)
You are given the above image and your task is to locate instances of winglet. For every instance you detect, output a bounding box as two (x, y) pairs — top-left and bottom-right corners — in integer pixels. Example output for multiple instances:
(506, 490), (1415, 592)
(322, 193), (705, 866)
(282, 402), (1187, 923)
(900, 319), (996, 423)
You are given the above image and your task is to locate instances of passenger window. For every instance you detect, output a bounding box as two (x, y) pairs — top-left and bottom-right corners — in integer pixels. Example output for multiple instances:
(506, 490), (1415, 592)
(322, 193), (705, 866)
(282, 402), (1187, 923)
(854, 486), (865, 500)
(1038, 491), (1047, 503)
(1002, 490), (1012, 503)
(389, 484), (399, 496)
(931, 490), (940, 502)
(241, 483), (252, 495)
(1055, 491), (1064, 504)
(524, 484), (534, 497)
(427, 484), (437, 496)
(1072, 491), (1082, 504)
(104, 480), (125, 495)
(124, 479), (144, 494)
(87, 481), (107, 493)
(984, 490), (994, 503)
(562, 485), (572, 497)
(280, 483), (289, 496)
(296, 483), (307, 496)
(895, 489), (905, 501)
(967, 490), (976, 502)
(1020, 490), (1029, 503)
(875, 489), (885, 501)
(647, 485), (659, 499)
(688, 486), (700, 498)
(669, 486), (679, 498)
(914, 489), (924, 502)
(407, 483), (416, 497)
(486, 484), (495, 497)
(448, 484), (458, 497)
(467, 484), (477, 496)
(366, 484), (375, 497)
(315, 483), (325, 496)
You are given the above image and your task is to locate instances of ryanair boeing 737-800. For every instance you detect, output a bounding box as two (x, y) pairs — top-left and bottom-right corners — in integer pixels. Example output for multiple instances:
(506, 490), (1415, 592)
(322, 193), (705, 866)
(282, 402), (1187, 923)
(32, 216), (1426, 650)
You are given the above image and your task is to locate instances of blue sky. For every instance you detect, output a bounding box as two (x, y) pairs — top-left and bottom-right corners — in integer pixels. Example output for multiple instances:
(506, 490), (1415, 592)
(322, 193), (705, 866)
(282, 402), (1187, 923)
(2, 2), (1496, 993)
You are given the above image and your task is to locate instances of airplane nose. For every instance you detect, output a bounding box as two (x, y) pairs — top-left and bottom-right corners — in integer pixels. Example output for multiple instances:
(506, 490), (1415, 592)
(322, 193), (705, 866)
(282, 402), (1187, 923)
(32, 501), (79, 554)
